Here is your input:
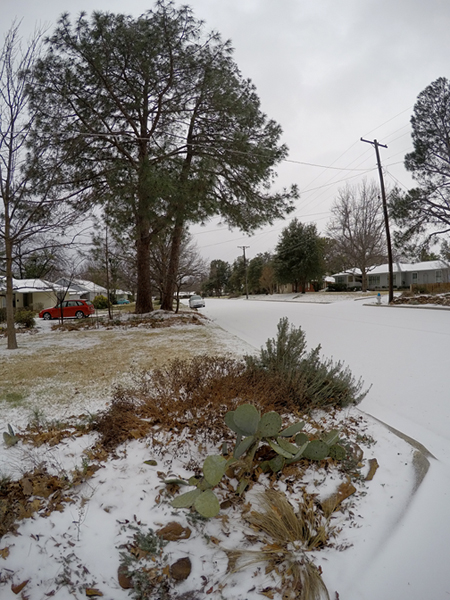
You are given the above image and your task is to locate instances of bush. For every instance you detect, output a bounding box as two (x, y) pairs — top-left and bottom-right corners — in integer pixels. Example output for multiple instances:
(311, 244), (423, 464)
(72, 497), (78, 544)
(92, 294), (109, 309)
(326, 282), (347, 292)
(14, 308), (36, 328)
(245, 317), (369, 411)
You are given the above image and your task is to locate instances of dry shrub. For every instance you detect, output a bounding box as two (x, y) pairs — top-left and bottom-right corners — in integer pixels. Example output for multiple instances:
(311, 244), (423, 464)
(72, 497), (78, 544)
(51, 319), (98, 331)
(115, 356), (304, 442)
(94, 355), (306, 449)
(93, 397), (153, 449)
(248, 489), (331, 551)
(92, 355), (306, 450)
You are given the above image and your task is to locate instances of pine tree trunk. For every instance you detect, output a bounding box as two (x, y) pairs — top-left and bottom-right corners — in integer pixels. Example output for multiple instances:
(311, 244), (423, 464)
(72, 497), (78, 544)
(135, 215), (153, 314)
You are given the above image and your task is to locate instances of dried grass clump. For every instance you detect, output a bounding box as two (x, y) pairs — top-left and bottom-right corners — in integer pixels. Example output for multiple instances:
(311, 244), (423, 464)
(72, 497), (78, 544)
(226, 489), (332, 600)
(249, 489), (331, 551)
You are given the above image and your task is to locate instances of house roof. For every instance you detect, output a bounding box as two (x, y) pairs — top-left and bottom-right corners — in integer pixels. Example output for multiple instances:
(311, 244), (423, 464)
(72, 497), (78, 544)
(0, 277), (71, 294)
(56, 278), (107, 294)
(331, 260), (450, 279)
(367, 262), (411, 274)
(332, 268), (362, 277)
(368, 260), (449, 274)
(72, 279), (107, 294)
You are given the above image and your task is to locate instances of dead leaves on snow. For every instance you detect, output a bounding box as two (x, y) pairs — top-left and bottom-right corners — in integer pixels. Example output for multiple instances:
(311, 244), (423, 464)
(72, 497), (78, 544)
(0, 464), (103, 538)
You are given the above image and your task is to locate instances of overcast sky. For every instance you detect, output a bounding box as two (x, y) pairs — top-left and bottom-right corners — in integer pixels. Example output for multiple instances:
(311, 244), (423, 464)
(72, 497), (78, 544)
(3, 0), (450, 264)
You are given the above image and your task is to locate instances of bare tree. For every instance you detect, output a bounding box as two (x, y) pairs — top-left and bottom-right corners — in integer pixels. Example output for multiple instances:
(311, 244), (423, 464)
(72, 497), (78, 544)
(326, 180), (387, 291)
(150, 229), (207, 312)
(259, 263), (276, 294)
(0, 23), (88, 348)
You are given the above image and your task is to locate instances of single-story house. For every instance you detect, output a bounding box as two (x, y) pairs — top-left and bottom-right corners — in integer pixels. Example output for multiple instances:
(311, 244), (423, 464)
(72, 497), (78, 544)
(332, 261), (450, 290)
(55, 278), (108, 302)
(331, 269), (362, 289)
(55, 278), (131, 302)
(367, 260), (450, 290)
(0, 277), (72, 311)
(277, 281), (317, 293)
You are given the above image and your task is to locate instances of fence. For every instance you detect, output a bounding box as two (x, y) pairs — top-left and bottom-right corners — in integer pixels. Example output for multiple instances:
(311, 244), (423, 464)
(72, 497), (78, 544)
(411, 282), (450, 294)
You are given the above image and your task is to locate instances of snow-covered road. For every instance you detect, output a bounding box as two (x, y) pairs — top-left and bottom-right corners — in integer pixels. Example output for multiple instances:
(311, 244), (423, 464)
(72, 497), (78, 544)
(202, 296), (450, 599)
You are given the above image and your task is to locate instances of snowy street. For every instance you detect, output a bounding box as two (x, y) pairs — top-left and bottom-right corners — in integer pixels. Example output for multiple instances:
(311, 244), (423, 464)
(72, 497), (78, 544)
(203, 295), (450, 599)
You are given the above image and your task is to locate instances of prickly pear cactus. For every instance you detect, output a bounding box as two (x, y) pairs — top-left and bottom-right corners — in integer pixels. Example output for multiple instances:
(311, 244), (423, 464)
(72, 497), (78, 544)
(232, 404), (260, 436)
(257, 411), (282, 437)
(328, 444), (347, 460)
(279, 421), (305, 437)
(302, 440), (330, 461)
(194, 489), (220, 518)
(203, 455), (228, 486)
(321, 429), (340, 446)
(295, 432), (309, 446)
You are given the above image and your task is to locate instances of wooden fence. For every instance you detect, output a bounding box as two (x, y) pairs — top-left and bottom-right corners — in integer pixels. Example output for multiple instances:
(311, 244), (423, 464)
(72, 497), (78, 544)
(411, 282), (450, 294)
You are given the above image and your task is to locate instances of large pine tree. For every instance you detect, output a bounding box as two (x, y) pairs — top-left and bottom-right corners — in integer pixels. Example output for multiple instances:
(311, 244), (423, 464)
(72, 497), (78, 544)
(27, 1), (296, 313)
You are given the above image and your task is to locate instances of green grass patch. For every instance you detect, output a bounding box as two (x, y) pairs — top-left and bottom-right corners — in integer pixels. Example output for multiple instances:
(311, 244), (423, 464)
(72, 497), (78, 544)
(1, 390), (26, 406)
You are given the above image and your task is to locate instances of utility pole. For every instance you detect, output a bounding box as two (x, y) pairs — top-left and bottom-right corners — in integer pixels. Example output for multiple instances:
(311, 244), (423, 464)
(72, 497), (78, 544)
(360, 138), (394, 304)
(238, 245), (249, 299)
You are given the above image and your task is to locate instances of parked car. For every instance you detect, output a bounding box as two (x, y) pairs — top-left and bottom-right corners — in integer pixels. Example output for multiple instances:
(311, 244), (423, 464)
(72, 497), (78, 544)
(39, 299), (95, 320)
(189, 294), (205, 309)
(115, 298), (130, 305)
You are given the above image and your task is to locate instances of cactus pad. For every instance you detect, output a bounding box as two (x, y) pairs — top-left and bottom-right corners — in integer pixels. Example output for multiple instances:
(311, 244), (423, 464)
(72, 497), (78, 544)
(194, 490), (220, 518)
(203, 455), (227, 486)
(302, 440), (330, 461)
(328, 444), (347, 460)
(257, 411), (282, 437)
(233, 404), (260, 436)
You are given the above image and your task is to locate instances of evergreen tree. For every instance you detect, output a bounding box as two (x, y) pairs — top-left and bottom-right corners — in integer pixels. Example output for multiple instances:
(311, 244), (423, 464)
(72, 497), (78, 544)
(202, 259), (230, 297)
(274, 220), (325, 293)
(392, 77), (450, 249)
(247, 252), (273, 294)
(228, 256), (246, 294)
(27, 2), (296, 314)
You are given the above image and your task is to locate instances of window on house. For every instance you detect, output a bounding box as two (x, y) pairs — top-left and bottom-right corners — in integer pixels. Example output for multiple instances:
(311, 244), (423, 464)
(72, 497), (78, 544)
(368, 275), (380, 287)
(348, 276), (353, 282)
(436, 270), (442, 283)
(412, 272), (418, 283)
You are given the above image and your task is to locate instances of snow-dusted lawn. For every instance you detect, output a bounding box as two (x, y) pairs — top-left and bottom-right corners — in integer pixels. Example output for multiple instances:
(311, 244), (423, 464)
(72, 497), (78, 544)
(0, 296), (448, 599)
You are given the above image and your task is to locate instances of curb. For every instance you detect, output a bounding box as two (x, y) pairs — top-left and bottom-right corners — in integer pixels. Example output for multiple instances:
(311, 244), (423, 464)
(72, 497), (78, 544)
(359, 409), (434, 493)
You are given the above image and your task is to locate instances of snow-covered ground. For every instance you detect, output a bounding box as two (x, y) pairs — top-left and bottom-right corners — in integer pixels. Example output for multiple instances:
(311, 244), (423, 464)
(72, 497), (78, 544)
(203, 294), (450, 599)
(1, 295), (449, 600)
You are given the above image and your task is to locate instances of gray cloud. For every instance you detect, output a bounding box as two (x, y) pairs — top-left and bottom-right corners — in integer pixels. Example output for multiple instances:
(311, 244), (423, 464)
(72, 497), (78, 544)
(2, 0), (449, 262)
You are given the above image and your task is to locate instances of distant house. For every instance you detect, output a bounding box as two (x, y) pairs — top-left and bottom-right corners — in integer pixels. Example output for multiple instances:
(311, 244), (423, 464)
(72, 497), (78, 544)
(367, 261), (450, 290)
(331, 269), (362, 289)
(55, 278), (107, 302)
(331, 261), (450, 291)
(0, 278), (71, 311)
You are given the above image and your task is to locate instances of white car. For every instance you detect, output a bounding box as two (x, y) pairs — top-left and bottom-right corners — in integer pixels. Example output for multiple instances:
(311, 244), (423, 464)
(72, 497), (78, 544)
(189, 294), (205, 308)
